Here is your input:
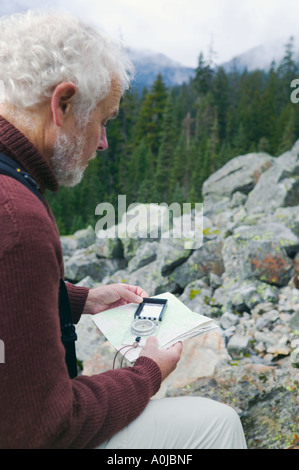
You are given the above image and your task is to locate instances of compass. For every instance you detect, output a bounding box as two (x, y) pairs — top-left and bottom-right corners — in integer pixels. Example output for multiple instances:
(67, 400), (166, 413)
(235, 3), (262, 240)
(131, 318), (157, 336)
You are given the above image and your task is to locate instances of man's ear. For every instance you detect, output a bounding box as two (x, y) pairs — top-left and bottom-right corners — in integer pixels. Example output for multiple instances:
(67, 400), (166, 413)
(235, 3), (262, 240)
(51, 82), (77, 127)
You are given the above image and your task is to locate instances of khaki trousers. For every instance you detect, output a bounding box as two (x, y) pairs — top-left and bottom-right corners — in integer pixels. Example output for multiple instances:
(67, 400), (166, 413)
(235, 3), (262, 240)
(97, 396), (247, 449)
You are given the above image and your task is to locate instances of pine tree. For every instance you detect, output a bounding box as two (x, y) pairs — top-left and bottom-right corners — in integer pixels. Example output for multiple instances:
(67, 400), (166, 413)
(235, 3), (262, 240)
(154, 92), (177, 202)
(194, 52), (214, 96)
(278, 36), (297, 82)
(259, 63), (279, 153)
(126, 139), (153, 203)
(189, 139), (203, 203)
(233, 122), (248, 156)
(211, 66), (229, 140)
(133, 74), (168, 158)
(277, 36), (298, 107)
(277, 104), (296, 155)
(207, 110), (219, 173)
(169, 131), (187, 201)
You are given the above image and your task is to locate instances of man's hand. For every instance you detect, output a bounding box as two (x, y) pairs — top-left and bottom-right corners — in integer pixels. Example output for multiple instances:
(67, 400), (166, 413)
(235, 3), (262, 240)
(83, 283), (149, 315)
(139, 336), (183, 381)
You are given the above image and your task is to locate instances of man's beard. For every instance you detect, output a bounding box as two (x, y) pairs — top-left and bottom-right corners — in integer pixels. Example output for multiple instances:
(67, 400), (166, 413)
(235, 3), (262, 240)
(51, 129), (95, 187)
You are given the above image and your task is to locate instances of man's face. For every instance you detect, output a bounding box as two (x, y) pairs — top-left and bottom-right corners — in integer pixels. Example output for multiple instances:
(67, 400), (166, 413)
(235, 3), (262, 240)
(51, 79), (121, 187)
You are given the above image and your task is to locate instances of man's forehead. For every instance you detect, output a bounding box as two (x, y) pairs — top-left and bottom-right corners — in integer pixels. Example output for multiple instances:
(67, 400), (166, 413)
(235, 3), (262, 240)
(100, 81), (121, 116)
(95, 99), (119, 121)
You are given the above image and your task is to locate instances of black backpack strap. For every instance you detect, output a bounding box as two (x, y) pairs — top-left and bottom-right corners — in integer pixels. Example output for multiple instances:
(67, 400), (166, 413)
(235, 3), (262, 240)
(58, 279), (78, 379)
(0, 152), (45, 206)
(0, 152), (78, 378)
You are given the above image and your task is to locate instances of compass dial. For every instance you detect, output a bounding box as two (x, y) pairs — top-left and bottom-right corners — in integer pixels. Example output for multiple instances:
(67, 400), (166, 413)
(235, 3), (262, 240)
(131, 319), (157, 336)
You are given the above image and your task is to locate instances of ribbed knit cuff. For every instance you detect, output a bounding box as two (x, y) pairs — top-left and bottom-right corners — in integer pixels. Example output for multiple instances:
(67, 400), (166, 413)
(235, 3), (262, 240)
(65, 282), (89, 324)
(134, 355), (162, 396)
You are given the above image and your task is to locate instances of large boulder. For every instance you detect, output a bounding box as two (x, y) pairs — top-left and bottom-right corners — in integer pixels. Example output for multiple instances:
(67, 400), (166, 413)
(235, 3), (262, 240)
(202, 152), (274, 213)
(245, 139), (299, 214)
(60, 225), (96, 256)
(64, 244), (123, 282)
(213, 277), (279, 313)
(222, 224), (296, 287)
(170, 239), (225, 289)
(166, 361), (299, 449)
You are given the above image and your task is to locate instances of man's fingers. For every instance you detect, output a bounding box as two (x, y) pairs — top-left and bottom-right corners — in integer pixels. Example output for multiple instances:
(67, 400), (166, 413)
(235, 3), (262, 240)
(144, 336), (159, 347)
(117, 285), (143, 303)
(172, 341), (183, 354)
(117, 284), (148, 304)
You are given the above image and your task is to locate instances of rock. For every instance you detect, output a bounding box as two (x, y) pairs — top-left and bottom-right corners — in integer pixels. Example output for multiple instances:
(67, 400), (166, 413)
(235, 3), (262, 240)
(227, 334), (252, 358)
(127, 241), (159, 273)
(245, 140), (299, 215)
(60, 235), (78, 257)
(209, 272), (223, 289)
(290, 343), (299, 367)
(263, 206), (299, 239)
(213, 278), (279, 313)
(75, 314), (106, 363)
(220, 312), (239, 329)
(222, 227), (294, 287)
(61, 225), (96, 257)
(289, 311), (299, 331)
(202, 151), (274, 212)
(229, 191), (248, 208)
(262, 309), (280, 322)
(156, 236), (192, 276)
(154, 331), (230, 398)
(255, 316), (273, 331)
(170, 239), (225, 289)
(82, 340), (132, 375)
(179, 279), (213, 314)
(251, 302), (279, 315)
(64, 244), (123, 282)
(103, 260), (179, 296)
(232, 222), (299, 257)
(167, 362), (299, 449)
(73, 225), (96, 249)
(95, 236), (124, 259)
(254, 330), (284, 349)
(76, 275), (101, 288)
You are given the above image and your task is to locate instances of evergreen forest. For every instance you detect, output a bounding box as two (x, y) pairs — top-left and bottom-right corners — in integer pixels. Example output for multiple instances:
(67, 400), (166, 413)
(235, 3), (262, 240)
(46, 37), (299, 235)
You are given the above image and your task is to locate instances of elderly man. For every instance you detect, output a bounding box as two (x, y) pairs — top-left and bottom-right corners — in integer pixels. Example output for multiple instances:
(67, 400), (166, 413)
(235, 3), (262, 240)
(0, 11), (246, 449)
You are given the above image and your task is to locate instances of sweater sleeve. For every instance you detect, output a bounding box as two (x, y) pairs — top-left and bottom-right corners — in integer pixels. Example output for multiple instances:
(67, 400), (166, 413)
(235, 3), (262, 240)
(65, 282), (89, 324)
(0, 180), (162, 449)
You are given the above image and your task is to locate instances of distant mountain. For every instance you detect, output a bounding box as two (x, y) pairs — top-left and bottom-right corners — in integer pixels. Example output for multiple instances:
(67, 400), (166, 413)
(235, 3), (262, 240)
(127, 48), (195, 92)
(221, 37), (298, 73)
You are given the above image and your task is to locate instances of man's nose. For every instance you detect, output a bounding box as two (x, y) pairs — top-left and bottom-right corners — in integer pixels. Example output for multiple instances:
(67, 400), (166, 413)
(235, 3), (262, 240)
(97, 127), (108, 151)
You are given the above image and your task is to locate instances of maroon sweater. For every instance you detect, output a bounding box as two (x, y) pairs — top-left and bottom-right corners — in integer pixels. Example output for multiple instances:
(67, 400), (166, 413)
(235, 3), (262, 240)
(0, 116), (161, 449)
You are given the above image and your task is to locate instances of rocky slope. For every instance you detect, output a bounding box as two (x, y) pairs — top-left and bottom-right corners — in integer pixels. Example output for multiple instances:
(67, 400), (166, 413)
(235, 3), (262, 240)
(61, 141), (299, 449)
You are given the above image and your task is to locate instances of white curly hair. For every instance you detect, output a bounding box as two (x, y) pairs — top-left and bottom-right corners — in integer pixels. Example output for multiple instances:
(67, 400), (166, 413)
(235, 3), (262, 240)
(0, 9), (134, 124)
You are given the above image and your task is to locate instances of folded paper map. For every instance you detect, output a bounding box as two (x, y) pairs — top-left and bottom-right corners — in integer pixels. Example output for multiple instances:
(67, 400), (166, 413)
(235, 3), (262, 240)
(91, 292), (218, 363)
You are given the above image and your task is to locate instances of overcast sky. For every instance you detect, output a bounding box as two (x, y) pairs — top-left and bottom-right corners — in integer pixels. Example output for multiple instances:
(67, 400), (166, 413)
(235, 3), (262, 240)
(1, 0), (299, 68)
